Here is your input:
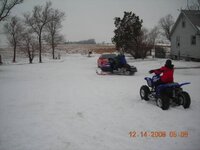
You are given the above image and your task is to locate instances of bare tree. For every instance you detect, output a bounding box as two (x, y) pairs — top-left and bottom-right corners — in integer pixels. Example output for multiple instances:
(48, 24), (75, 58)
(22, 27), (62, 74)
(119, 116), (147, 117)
(197, 0), (200, 9)
(140, 28), (149, 44)
(148, 26), (159, 55)
(159, 14), (174, 41)
(138, 28), (154, 58)
(4, 16), (23, 62)
(148, 26), (159, 45)
(20, 30), (37, 63)
(0, 0), (23, 22)
(187, 0), (200, 10)
(24, 2), (52, 63)
(45, 9), (65, 59)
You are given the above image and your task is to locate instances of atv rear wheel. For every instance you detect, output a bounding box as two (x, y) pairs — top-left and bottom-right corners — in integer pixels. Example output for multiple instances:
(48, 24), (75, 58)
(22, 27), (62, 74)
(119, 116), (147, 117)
(156, 95), (170, 110)
(178, 91), (191, 109)
(140, 85), (150, 101)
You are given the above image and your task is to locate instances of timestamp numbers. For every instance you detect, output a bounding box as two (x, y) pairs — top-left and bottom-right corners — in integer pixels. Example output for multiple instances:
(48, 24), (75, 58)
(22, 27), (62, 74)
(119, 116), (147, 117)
(129, 131), (188, 138)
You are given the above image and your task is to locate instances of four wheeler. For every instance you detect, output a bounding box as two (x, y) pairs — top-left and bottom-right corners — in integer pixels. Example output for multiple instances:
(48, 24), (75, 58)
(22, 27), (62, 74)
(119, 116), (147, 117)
(140, 74), (191, 110)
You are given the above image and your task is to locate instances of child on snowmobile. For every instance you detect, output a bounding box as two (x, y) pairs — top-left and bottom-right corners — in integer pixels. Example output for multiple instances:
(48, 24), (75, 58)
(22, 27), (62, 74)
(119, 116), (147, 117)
(149, 59), (174, 86)
(117, 53), (127, 68)
(116, 53), (131, 70)
(108, 57), (116, 73)
(109, 53), (131, 73)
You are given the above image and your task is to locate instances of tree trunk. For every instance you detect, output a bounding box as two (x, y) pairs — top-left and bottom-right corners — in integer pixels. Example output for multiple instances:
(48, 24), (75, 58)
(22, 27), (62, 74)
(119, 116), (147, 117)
(29, 57), (33, 64)
(13, 44), (17, 62)
(0, 54), (2, 64)
(52, 46), (55, 59)
(52, 38), (55, 59)
(39, 35), (42, 63)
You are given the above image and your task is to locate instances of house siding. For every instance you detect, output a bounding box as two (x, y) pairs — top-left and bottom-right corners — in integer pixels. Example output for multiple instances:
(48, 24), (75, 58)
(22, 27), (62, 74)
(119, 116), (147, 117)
(171, 14), (200, 59)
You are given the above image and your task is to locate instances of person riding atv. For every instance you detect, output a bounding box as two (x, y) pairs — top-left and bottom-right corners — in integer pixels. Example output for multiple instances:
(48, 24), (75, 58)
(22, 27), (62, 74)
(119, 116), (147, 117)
(149, 59), (174, 87)
(140, 59), (191, 110)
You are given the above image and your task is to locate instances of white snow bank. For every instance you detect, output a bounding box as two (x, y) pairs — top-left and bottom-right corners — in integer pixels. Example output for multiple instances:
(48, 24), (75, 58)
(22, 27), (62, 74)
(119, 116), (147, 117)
(0, 55), (200, 150)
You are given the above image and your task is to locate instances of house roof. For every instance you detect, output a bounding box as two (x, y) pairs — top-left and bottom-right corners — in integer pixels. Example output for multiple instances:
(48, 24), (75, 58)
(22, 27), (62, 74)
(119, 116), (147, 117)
(170, 10), (200, 37)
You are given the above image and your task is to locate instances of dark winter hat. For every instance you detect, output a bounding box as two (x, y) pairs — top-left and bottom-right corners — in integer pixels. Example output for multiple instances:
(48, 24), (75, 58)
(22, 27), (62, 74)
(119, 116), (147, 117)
(165, 59), (172, 66)
(165, 59), (174, 69)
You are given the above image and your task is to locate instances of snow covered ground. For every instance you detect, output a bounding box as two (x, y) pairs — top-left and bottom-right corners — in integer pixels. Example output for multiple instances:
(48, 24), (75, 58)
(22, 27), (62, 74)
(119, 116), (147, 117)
(0, 54), (200, 150)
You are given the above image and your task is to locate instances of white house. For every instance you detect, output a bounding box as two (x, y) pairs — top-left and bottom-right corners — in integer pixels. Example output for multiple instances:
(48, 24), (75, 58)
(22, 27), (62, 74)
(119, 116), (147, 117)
(170, 10), (200, 60)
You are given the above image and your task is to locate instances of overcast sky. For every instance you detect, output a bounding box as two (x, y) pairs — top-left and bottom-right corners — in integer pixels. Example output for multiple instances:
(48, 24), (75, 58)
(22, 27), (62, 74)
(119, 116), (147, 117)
(0, 0), (191, 45)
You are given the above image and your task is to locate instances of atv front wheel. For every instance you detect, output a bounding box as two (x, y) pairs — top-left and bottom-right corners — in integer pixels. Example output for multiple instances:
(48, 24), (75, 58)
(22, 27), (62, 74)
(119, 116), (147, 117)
(140, 85), (150, 101)
(178, 91), (191, 109)
(156, 95), (170, 110)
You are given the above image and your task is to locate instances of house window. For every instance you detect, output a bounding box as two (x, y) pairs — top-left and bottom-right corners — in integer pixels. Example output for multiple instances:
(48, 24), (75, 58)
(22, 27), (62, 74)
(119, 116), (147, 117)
(182, 20), (185, 28)
(191, 35), (196, 45)
(176, 36), (180, 48)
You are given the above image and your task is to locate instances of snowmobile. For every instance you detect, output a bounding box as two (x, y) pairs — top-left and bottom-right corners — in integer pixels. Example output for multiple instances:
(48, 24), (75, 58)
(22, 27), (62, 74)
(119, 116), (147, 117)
(96, 55), (137, 75)
(140, 74), (191, 110)
(96, 63), (137, 75)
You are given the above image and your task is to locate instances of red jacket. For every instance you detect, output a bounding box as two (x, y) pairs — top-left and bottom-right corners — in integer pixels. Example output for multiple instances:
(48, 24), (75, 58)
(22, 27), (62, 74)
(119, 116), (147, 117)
(153, 66), (174, 83)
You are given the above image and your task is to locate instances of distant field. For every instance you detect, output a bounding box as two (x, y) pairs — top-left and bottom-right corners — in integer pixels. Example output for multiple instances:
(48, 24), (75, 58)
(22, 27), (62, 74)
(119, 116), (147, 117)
(56, 44), (116, 54)
(0, 44), (116, 63)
